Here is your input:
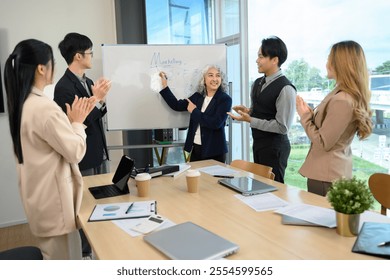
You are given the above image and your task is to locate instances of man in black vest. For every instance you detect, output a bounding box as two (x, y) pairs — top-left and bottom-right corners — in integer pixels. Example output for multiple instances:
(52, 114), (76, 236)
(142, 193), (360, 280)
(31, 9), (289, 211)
(228, 36), (296, 183)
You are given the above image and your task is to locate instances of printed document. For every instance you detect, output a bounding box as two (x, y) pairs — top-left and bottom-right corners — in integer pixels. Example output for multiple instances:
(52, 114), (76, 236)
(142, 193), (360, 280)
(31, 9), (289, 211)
(235, 193), (288, 212)
(275, 203), (337, 228)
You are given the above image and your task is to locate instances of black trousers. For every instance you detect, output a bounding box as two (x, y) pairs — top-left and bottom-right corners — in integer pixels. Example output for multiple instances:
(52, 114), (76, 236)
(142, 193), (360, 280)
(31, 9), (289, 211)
(190, 143), (226, 163)
(79, 160), (109, 256)
(253, 135), (290, 183)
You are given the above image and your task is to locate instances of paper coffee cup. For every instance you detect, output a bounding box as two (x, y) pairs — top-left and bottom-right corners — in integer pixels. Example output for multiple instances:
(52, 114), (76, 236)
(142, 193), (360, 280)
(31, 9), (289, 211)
(135, 173), (151, 197)
(186, 169), (201, 193)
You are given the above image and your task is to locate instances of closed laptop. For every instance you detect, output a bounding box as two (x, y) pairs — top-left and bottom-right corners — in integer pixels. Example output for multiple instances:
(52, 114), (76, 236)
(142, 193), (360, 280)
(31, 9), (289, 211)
(144, 222), (239, 260)
(218, 176), (277, 196)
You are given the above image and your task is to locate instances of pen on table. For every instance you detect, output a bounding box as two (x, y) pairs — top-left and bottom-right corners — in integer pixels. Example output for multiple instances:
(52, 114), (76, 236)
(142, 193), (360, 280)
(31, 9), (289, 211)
(377, 241), (390, 247)
(125, 203), (134, 214)
(213, 175), (234, 178)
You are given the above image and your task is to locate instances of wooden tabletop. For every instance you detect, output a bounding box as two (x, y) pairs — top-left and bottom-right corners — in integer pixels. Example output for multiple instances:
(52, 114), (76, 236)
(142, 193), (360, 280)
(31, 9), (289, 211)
(78, 160), (378, 260)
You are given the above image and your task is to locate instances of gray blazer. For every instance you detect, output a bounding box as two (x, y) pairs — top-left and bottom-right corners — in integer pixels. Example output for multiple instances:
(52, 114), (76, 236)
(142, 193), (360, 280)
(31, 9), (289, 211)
(299, 89), (357, 182)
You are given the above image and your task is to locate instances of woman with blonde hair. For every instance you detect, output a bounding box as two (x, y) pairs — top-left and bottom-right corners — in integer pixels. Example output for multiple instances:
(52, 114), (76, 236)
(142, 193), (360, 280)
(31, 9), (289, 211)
(296, 40), (372, 196)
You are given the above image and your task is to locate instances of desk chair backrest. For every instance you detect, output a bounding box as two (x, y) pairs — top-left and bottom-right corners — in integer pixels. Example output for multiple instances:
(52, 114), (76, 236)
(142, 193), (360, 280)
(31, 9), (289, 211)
(368, 173), (390, 216)
(230, 159), (275, 180)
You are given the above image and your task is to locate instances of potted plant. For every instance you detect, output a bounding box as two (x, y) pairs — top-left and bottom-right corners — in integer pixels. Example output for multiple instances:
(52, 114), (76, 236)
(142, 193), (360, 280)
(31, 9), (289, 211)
(327, 176), (374, 237)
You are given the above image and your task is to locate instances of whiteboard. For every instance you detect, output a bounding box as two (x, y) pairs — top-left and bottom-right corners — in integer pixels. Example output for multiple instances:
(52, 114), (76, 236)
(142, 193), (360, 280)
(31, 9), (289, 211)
(102, 44), (227, 130)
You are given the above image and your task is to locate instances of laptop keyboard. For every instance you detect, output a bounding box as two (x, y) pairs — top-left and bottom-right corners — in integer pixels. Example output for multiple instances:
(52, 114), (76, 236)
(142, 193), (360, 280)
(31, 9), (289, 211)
(90, 185), (123, 199)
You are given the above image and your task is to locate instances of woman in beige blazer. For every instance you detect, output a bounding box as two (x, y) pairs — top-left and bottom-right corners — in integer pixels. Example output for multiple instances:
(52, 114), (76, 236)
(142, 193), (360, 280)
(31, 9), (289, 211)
(4, 39), (96, 259)
(296, 41), (372, 196)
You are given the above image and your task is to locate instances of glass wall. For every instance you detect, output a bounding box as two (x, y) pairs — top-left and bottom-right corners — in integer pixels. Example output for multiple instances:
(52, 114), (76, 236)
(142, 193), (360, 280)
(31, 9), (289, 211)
(146, 0), (212, 44)
(145, 0), (213, 164)
(247, 0), (390, 190)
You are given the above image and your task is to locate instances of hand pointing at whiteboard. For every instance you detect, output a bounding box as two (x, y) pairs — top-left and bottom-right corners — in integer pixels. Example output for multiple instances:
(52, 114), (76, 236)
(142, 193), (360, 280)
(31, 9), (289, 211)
(159, 71), (168, 89)
(158, 65), (232, 164)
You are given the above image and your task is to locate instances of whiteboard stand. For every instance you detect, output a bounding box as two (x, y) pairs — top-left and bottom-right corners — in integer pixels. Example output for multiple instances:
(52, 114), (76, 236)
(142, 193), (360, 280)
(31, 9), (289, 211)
(108, 140), (188, 166)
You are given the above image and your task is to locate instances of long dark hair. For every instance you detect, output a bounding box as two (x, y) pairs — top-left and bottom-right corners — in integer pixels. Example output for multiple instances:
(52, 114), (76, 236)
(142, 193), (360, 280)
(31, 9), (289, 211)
(4, 39), (54, 163)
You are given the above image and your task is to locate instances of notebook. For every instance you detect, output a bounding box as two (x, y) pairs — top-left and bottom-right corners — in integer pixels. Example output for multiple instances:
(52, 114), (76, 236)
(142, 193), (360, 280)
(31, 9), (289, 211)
(143, 221), (239, 260)
(352, 222), (390, 259)
(88, 155), (134, 199)
(218, 176), (277, 196)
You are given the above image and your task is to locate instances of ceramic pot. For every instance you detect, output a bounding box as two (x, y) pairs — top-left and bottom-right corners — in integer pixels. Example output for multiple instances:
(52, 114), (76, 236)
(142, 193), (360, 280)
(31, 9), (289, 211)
(336, 212), (360, 237)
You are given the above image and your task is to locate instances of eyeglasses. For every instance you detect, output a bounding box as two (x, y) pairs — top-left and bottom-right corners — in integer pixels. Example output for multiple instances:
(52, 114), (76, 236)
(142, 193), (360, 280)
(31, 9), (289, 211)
(79, 51), (93, 57)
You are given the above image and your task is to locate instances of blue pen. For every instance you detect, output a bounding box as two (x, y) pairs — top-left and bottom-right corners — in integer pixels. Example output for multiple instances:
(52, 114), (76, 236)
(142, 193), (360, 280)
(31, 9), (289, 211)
(125, 203), (134, 214)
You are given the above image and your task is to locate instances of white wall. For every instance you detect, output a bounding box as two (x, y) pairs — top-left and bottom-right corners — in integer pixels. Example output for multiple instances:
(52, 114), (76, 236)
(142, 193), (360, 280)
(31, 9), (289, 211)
(0, 0), (117, 227)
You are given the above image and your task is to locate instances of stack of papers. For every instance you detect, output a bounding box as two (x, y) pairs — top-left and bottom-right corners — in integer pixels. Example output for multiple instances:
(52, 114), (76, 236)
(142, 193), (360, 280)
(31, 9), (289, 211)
(113, 218), (176, 237)
(197, 165), (239, 177)
(274, 203), (337, 228)
(235, 193), (288, 212)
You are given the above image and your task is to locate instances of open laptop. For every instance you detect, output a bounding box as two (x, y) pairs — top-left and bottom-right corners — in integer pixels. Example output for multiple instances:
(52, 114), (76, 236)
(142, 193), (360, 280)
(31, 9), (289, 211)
(143, 221), (239, 260)
(88, 155), (134, 199)
(218, 176), (277, 196)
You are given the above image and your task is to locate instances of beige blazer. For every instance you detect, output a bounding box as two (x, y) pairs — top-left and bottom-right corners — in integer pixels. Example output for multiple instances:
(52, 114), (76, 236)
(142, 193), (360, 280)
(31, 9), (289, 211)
(299, 89), (357, 182)
(16, 88), (86, 237)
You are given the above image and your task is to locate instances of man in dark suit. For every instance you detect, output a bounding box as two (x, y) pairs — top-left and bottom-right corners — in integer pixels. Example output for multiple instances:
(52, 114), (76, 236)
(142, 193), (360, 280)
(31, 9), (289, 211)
(54, 32), (111, 258)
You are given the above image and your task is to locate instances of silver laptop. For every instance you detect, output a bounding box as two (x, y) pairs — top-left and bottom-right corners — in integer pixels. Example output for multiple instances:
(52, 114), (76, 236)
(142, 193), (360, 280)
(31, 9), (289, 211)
(218, 176), (277, 196)
(143, 222), (239, 260)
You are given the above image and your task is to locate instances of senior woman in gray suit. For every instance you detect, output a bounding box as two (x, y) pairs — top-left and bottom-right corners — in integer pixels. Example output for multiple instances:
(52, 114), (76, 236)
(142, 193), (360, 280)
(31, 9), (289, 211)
(296, 41), (373, 196)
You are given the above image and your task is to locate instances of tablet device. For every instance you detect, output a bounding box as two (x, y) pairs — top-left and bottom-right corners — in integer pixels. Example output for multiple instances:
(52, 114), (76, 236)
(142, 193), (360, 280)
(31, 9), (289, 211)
(88, 155), (134, 199)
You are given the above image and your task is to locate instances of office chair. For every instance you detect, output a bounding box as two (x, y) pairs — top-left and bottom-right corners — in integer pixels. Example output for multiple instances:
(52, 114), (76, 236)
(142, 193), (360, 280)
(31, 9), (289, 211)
(368, 173), (390, 215)
(0, 246), (43, 260)
(230, 159), (275, 180)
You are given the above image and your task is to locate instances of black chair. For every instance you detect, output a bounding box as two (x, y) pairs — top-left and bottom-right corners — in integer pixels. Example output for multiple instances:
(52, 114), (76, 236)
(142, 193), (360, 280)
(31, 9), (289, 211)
(0, 246), (43, 260)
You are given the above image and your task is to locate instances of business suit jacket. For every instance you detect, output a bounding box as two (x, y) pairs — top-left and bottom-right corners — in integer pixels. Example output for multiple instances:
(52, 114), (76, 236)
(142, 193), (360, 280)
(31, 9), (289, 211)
(299, 89), (357, 182)
(160, 86), (232, 158)
(17, 87), (86, 237)
(54, 69), (108, 170)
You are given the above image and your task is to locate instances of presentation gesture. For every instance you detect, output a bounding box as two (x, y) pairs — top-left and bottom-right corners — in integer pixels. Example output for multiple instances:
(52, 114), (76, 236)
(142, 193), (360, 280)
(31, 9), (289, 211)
(227, 105), (251, 122)
(91, 78), (111, 102)
(66, 95), (97, 124)
(159, 71), (168, 89)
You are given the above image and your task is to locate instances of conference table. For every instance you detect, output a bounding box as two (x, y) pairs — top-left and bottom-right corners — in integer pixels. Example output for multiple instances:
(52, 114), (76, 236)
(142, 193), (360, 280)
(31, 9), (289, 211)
(78, 160), (380, 260)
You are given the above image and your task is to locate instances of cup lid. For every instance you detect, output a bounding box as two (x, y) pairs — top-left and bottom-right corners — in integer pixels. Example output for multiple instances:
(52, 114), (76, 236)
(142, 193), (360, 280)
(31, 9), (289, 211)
(186, 169), (200, 177)
(135, 172), (151, 181)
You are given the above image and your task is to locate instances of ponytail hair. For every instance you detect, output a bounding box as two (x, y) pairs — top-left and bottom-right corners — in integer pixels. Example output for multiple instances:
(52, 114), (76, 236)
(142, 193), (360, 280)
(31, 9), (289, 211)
(4, 39), (53, 163)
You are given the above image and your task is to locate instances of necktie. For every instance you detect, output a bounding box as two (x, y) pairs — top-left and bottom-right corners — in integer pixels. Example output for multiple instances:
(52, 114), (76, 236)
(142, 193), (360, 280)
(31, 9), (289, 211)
(81, 79), (91, 96)
(256, 76), (266, 98)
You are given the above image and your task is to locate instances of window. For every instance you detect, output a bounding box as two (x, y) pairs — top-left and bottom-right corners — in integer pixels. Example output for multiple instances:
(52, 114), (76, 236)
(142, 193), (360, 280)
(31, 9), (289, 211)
(247, 0), (390, 191)
(145, 0), (213, 165)
(146, 0), (212, 44)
